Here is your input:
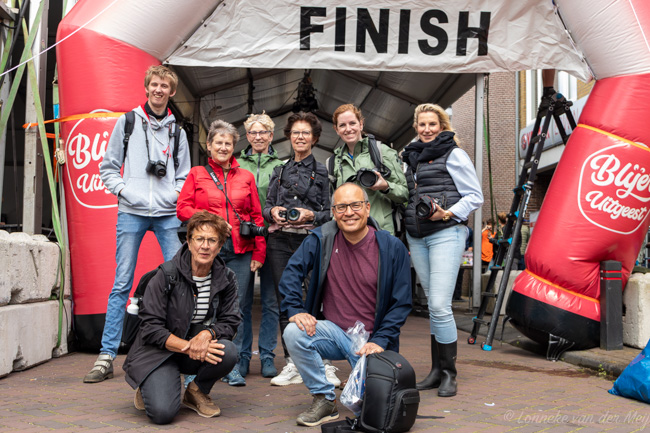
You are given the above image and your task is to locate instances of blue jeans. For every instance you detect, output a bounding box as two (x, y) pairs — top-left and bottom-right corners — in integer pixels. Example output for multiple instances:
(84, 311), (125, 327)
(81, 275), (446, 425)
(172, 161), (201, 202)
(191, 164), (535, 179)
(250, 261), (279, 361)
(284, 320), (359, 401)
(100, 212), (181, 358)
(219, 239), (253, 363)
(407, 225), (468, 344)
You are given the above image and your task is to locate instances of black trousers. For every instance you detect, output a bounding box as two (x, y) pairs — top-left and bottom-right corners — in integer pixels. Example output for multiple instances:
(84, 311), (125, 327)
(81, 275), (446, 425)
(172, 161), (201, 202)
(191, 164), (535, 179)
(266, 231), (309, 359)
(139, 340), (237, 424)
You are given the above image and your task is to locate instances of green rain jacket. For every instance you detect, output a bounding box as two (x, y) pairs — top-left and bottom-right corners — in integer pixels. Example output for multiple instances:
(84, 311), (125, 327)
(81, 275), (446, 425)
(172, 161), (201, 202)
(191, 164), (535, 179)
(330, 136), (408, 235)
(238, 144), (285, 216)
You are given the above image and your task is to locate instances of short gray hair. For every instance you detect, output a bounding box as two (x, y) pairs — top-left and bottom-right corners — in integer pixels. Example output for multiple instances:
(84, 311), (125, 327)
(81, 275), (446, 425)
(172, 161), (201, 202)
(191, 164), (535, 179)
(207, 119), (240, 145)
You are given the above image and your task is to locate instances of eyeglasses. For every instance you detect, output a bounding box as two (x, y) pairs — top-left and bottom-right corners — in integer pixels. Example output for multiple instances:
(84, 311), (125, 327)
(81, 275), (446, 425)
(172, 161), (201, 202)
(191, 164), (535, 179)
(192, 236), (219, 247)
(247, 130), (271, 137)
(332, 201), (367, 214)
(291, 130), (312, 137)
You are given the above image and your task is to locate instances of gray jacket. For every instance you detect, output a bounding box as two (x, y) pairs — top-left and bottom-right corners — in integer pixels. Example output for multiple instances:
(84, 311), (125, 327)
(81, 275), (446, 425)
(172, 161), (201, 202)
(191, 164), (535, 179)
(100, 106), (190, 217)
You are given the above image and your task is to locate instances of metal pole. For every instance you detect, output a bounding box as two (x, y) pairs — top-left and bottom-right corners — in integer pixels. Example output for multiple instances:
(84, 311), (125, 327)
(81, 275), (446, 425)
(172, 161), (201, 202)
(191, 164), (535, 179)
(473, 74), (485, 307)
(22, 0), (49, 234)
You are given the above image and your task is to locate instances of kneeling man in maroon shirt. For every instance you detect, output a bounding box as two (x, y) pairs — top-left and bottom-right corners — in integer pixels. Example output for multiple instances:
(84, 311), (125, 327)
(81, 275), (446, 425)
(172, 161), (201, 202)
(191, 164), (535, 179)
(279, 183), (412, 426)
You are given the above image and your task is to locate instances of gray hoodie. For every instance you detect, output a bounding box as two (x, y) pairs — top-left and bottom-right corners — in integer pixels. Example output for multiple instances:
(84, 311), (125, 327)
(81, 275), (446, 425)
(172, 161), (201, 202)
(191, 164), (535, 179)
(100, 105), (190, 217)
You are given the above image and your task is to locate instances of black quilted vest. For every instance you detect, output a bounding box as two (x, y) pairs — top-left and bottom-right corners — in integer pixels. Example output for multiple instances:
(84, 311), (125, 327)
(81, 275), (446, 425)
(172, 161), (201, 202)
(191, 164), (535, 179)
(405, 147), (462, 238)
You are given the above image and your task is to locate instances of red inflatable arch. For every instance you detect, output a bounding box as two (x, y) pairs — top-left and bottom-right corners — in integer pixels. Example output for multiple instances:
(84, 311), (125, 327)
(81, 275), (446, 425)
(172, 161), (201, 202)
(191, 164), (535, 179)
(55, 0), (650, 350)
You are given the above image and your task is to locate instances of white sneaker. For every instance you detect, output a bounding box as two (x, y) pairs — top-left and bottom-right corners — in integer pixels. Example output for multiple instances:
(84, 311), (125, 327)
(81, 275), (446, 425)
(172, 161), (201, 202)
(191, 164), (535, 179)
(324, 364), (341, 387)
(270, 363), (303, 386)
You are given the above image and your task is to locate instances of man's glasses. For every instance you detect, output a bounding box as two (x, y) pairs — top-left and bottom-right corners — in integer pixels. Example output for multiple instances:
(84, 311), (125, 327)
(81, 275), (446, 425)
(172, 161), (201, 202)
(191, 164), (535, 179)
(192, 236), (219, 247)
(332, 201), (367, 214)
(247, 131), (271, 137)
(290, 130), (312, 137)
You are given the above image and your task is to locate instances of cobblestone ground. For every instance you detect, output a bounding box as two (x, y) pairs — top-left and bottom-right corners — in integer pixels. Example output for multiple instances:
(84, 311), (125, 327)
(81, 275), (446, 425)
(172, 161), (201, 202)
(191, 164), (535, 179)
(0, 314), (647, 433)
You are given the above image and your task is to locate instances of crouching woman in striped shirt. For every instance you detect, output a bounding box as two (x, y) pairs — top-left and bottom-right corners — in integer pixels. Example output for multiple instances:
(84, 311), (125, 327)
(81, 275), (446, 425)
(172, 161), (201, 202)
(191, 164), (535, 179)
(123, 211), (241, 424)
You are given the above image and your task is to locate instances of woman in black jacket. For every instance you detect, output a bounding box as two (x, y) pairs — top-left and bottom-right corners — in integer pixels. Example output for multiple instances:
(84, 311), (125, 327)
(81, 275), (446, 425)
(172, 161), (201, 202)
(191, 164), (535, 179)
(123, 211), (240, 424)
(402, 104), (483, 398)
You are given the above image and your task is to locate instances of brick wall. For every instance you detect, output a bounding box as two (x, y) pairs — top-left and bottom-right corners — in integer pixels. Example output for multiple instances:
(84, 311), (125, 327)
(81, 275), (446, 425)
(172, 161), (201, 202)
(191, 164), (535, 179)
(452, 72), (517, 224)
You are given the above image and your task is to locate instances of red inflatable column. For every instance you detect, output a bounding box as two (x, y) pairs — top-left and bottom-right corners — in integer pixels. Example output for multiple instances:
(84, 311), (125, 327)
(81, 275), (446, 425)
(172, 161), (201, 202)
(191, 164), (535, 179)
(508, 74), (650, 348)
(57, 4), (166, 349)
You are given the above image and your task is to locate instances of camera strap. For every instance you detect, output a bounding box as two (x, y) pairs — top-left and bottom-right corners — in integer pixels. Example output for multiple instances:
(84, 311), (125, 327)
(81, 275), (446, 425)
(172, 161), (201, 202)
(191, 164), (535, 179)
(204, 165), (245, 225)
(142, 118), (169, 171)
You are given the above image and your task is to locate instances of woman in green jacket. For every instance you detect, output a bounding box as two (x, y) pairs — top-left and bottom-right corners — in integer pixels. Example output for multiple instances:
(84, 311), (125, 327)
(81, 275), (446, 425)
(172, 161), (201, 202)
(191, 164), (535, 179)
(330, 104), (408, 235)
(232, 112), (285, 381)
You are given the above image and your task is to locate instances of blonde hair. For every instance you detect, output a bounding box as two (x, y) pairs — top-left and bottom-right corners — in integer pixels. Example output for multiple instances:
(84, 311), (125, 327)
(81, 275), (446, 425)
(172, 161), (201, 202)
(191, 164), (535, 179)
(144, 65), (178, 94)
(244, 111), (275, 132)
(413, 103), (458, 143)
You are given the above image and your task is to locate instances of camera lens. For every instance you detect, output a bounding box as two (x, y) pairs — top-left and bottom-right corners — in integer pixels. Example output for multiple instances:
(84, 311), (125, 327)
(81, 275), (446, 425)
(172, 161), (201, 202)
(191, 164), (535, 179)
(357, 170), (378, 188)
(287, 208), (301, 222)
(416, 196), (437, 219)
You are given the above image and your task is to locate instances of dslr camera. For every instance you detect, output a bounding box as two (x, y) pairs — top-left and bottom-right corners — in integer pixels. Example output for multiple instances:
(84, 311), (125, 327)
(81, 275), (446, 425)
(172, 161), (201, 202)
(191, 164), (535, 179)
(279, 208), (301, 222)
(146, 159), (167, 178)
(240, 221), (268, 238)
(356, 168), (379, 188)
(416, 196), (443, 220)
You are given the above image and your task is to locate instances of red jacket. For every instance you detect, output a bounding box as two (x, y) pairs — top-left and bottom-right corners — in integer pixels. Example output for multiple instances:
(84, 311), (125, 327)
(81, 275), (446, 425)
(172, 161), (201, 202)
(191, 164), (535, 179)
(177, 157), (266, 264)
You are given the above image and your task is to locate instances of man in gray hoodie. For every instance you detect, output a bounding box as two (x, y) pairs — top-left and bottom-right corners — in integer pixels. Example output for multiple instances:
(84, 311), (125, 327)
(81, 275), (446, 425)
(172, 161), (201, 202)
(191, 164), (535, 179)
(84, 65), (191, 383)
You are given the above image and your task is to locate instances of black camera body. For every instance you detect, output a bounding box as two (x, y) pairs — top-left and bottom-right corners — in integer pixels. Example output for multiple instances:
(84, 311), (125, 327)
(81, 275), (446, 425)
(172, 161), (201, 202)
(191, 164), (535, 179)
(279, 208), (301, 222)
(356, 168), (379, 188)
(416, 196), (441, 220)
(240, 221), (268, 238)
(146, 159), (167, 178)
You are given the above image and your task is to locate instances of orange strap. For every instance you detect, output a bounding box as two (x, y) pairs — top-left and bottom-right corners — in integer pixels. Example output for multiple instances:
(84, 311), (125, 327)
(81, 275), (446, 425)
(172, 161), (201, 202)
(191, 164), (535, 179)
(23, 112), (125, 129)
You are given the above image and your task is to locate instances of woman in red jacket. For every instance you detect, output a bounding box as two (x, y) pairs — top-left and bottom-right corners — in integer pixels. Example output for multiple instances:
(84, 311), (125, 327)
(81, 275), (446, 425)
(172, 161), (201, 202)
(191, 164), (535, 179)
(177, 119), (266, 387)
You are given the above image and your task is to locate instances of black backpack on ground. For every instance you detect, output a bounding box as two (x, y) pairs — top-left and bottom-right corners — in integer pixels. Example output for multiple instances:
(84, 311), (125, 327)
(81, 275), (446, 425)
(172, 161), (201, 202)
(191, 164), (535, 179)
(359, 350), (420, 433)
(120, 261), (179, 350)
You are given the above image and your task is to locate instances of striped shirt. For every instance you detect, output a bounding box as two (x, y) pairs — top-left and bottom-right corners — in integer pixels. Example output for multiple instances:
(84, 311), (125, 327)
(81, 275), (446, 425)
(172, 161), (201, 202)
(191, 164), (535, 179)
(191, 274), (212, 324)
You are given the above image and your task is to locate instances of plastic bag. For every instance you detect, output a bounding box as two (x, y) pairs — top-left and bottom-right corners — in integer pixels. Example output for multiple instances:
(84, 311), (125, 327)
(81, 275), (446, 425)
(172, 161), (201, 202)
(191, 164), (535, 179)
(346, 320), (370, 353)
(609, 337), (650, 404)
(341, 354), (367, 415)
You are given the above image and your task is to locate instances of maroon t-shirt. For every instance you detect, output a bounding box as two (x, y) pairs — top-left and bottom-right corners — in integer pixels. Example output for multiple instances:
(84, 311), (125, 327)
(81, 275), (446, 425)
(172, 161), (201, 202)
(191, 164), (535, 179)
(322, 226), (379, 333)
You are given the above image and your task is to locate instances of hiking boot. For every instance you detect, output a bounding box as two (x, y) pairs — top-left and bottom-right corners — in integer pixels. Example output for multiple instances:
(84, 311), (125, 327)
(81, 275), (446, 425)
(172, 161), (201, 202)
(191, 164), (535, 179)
(182, 381), (220, 418)
(270, 362), (303, 386)
(83, 354), (114, 383)
(261, 357), (277, 378)
(134, 388), (145, 411)
(324, 364), (341, 387)
(224, 368), (246, 386)
(296, 394), (339, 427)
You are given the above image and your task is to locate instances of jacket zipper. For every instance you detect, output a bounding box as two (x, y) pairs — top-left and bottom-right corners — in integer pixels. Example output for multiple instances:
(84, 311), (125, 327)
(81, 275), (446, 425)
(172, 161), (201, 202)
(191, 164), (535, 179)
(256, 153), (261, 184)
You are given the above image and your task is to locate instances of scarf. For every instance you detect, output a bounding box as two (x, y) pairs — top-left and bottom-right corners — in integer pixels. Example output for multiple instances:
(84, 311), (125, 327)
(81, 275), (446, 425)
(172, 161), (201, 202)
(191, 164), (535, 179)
(401, 131), (457, 170)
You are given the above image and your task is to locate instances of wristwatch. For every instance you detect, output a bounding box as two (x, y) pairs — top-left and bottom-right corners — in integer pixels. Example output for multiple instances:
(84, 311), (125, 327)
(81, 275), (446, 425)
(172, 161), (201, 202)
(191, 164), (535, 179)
(442, 211), (451, 222)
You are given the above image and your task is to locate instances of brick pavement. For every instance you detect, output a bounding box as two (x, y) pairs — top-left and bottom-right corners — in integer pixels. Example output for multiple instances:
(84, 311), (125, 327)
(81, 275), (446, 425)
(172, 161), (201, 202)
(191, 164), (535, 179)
(0, 311), (647, 433)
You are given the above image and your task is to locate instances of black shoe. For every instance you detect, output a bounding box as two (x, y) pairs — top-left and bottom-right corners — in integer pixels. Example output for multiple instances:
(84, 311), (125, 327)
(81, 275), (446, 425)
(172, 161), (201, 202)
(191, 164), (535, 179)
(438, 341), (457, 397)
(417, 335), (441, 390)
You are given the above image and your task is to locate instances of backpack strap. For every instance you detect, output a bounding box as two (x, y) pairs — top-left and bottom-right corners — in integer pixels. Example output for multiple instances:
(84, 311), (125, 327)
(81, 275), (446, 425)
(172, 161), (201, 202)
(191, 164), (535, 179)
(124, 110), (181, 170)
(159, 261), (179, 295)
(366, 134), (391, 179)
(123, 111), (136, 160)
(170, 122), (181, 170)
